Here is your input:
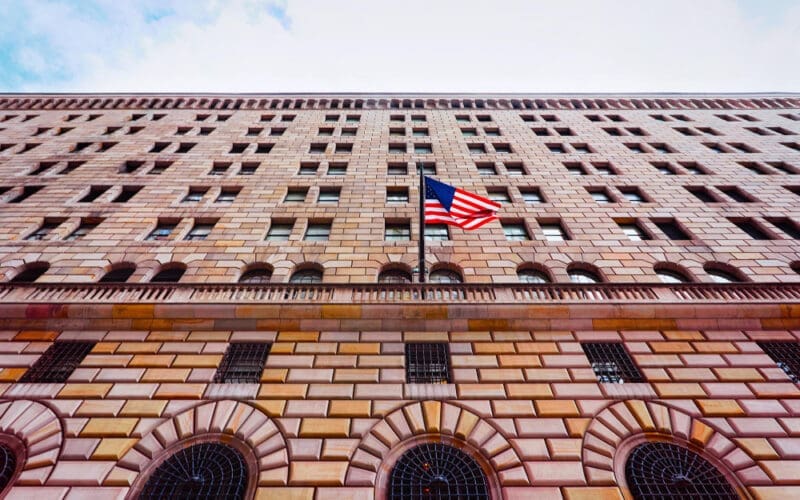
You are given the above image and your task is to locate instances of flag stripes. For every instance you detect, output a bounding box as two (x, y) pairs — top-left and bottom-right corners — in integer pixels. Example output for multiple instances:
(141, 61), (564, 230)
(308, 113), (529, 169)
(423, 177), (501, 229)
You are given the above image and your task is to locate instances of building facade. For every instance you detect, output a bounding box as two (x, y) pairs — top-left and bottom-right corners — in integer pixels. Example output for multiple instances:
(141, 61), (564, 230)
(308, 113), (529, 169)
(0, 93), (798, 499)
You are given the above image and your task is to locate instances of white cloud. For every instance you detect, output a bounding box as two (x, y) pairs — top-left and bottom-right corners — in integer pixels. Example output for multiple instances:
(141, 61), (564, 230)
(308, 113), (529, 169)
(7, 0), (800, 92)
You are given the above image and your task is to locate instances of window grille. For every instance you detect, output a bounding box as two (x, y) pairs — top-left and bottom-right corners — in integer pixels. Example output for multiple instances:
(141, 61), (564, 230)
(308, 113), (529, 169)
(19, 341), (95, 383)
(582, 342), (644, 383)
(138, 442), (248, 500)
(214, 343), (271, 383)
(0, 444), (15, 493)
(758, 341), (800, 383)
(405, 343), (451, 383)
(389, 443), (488, 500)
(625, 442), (738, 500)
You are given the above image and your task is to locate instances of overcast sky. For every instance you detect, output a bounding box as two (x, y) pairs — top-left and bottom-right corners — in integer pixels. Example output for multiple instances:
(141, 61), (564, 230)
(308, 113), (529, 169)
(0, 0), (798, 94)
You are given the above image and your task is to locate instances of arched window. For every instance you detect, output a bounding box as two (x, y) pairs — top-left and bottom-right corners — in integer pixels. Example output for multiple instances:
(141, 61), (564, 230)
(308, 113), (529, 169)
(100, 264), (136, 283)
(429, 269), (462, 284)
(792, 261), (800, 275)
(151, 264), (186, 283)
(0, 443), (17, 493)
(379, 268), (412, 284)
(704, 263), (745, 283)
(517, 267), (550, 283)
(389, 443), (489, 500)
(568, 269), (601, 284)
(9, 262), (49, 283)
(289, 268), (322, 284)
(654, 264), (691, 284)
(625, 442), (738, 499)
(239, 266), (272, 284)
(139, 442), (248, 499)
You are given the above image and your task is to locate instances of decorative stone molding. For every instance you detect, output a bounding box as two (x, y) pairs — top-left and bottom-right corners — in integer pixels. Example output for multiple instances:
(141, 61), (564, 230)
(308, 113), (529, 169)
(0, 399), (62, 486)
(582, 400), (759, 497)
(112, 400), (288, 488)
(346, 400), (527, 489)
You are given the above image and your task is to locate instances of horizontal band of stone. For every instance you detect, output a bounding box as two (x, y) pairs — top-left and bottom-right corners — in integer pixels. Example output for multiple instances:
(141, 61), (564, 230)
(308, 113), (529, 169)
(1, 282), (799, 305)
(0, 93), (798, 112)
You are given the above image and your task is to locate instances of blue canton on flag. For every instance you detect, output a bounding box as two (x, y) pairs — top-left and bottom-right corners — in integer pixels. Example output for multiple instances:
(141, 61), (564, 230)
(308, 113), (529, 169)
(424, 176), (501, 229)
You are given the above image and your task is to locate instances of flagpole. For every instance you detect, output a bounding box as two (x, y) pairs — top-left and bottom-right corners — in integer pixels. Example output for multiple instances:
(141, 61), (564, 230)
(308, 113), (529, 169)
(417, 162), (426, 284)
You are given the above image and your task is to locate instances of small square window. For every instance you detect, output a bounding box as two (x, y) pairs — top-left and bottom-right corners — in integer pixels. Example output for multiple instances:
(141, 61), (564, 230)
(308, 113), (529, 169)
(502, 222), (530, 241)
(487, 189), (510, 203)
(185, 222), (215, 241)
(468, 144), (487, 154)
(456, 115), (471, 122)
(620, 188), (647, 203)
(425, 224), (449, 241)
(199, 127), (214, 136)
(346, 114), (361, 122)
(388, 163), (408, 175)
(148, 161), (172, 175)
(504, 162), (526, 176)
(385, 222), (411, 240)
(618, 222), (649, 241)
(476, 162), (497, 175)
(216, 188), (239, 203)
(565, 162), (587, 176)
(572, 143), (591, 154)
(588, 189), (611, 204)
(541, 222), (568, 241)
(542, 115), (559, 122)
(420, 162), (436, 175)
(299, 163), (319, 175)
(654, 219), (691, 240)
(281, 114), (295, 122)
(239, 162), (259, 175)
(758, 342), (800, 383)
(413, 128), (429, 136)
(405, 342), (450, 383)
(532, 127), (550, 136)
(484, 127), (501, 137)
(284, 188), (308, 202)
(411, 114), (426, 122)
(65, 219), (101, 241)
(327, 162), (348, 175)
(26, 219), (63, 241)
(547, 143), (566, 154)
(318, 188), (341, 203)
(493, 143), (512, 154)
(266, 221), (293, 241)
(309, 143), (327, 154)
(229, 143), (249, 154)
(19, 341), (96, 383)
(389, 143), (407, 154)
(325, 114), (339, 122)
(592, 162), (616, 176)
(146, 222), (177, 241)
(175, 127), (191, 136)
(626, 143), (645, 153)
(209, 162), (231, 176)
(183, 188), (207, 203)
(387, 187), (409, 202)
(520, 188), (543, 203)
(391, 114), (406, 122)
(335, 143), (353, 153)
(390, 128), (406, 136)
(305, 223), (331, 241)
(341, 128), (357, 136)
(582, 343), (644, 383)
(247, 127), (263, 136)
(414, 144), (432, 154)
(461, 128), (478, 136)
(255, 143), (273, 154)
(213, 342), (271, 384)
(270, 128), (286, 136)
(318, 127), (334, 136)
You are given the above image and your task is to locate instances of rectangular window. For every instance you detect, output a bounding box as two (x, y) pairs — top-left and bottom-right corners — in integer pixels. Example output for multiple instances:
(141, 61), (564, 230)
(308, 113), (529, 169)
(461, 128), (477, 136)
(309, 143), (327, 154)
(216, 188), (240, 203)
(318, 127), (334, 136)
(327, 162), (348, 175)
(592, 162), (616, 176)
(29, 161), (57, 175)
(737, 162), (770, 175)
(298, 162), (319, 175)
(758, 341), (800, 383)
(389, 143), (407, 154)
(80, 186), (110, 203)
(176, 142), (196, 153)
(405, 342), (451, 383)
(335, 143), (353, 153)
(185, 221), (215, 241)
(654, 219), (691, 240)
(564, 162), (586, 176)
(476, 162), (497, 175)
(588, 188), (612, 204)
(493, 143), (512, 154)
(387, 187), (409, 203)
(341, 127), (357, 136)
(388, 163), (408, 175)
(680, 162), (708, 175)
(19, 341), (96, 383)
(9, 185), (43, 203)
(766, 217), (800, 239)
(57, 161), (84, 175)
(425, 224), (449, 241)
(540, 221), (569, 241)
(270, 127), (286, 136)
(112, 186), (142, 203)
(767, 161), (798, 174)
(247, 127), (263, 136)
(502, 222), (530, 241)
(121, 160), (145, 174)
(318, 188), (341, 203)
(520, 188), (544, 204)
(239, 162), (259, 175)
(148, 161), (172, 175)
(255, 143), (273, 154)
(209, 162), (230, 176)
(266, 221), (293, 241)
(619, 187), (647, 203)
(414, 144), (432, 154)
(572, 143), (591, 154)
(183, 188), (206, 203)
(547, 143), (566, 154)
(146, 221), (178, 241)
(385, 222), (411, 241)
(26, 219), (63, 241)
(487, 189), (510, 203)
(65, 219), (101, 241)
(468, 144), (487, 154)
(685, 186), (718, 203)
(625, 143), (645, 153)
(420, 162), (436, 175)
(149, 142), (170, 153)
(729, 219), (773, 240)
(412, 128), (429, 136)
(718, 186), (756, 203)
(305, 223), (331, 241)
(581, 342), (644, 383)
(284, 188), (308, 202)
(618, 221), (650, 241)
(213, 342), (271, 383)
(504, 162), (526, 176)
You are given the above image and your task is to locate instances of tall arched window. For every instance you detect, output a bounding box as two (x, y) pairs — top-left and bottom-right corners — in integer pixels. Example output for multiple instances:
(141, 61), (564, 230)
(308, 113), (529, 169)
(429, 269), (462, 284)
(625, 442), (738, 500)
(704, 262), (745, 283)
(139, 442), (248, 499)
(239, 265), (272, 284)
(654, 264), (691, 284)
(379, 268), (412, 283)
(517, 267), (550, 283)
(151, 264), (186, 283)
(568, 269), (601, 283)
(0, 444), (17, 493)
(389, 443), (489, 500)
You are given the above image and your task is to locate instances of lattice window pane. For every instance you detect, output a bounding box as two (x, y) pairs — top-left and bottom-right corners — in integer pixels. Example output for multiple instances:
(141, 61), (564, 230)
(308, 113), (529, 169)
(214, 343), (271, 383)
(405, 343), (451, 383)
(758, 341), (800, 383)
(625, 442), (738, 500)
(19, 341), (95, 383)
(389, 443), (489, 500)
(0, 444), (16, 493)
(582, 342), (644, 383)
(139, 442), (248, 499)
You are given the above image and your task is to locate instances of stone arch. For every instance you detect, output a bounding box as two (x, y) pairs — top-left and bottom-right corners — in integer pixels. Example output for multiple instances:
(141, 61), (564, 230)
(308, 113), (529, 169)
(346, 401), (527, 489)
(582, 400), (759, 495)
(113, 400), (288, 488)
(0, 399), (63, 485)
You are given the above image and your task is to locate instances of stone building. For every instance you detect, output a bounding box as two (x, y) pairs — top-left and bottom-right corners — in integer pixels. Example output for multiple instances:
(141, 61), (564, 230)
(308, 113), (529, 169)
(0, 93), (798, 499)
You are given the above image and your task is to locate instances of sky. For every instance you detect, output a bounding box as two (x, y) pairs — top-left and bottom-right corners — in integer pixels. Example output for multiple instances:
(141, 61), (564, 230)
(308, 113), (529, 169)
(0, 0), (798, 94)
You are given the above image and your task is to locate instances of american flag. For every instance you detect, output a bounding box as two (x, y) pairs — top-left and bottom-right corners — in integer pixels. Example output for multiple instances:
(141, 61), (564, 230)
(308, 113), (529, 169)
(424, 176), (501, 229)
